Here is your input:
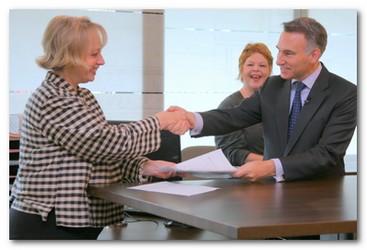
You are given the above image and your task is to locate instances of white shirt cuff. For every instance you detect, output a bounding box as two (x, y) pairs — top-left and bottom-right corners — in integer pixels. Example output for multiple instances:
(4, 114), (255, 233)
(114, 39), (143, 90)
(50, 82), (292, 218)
(190, 112), (204, 136)
(272, 158), (285, 182)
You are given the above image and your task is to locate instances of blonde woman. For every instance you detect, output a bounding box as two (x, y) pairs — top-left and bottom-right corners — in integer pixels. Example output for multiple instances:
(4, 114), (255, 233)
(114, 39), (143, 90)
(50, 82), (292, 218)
(9, 15), (188, 239)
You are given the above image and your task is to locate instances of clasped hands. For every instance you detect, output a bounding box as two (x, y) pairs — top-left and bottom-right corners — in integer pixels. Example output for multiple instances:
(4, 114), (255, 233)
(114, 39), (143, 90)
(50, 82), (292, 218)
(155, 106), (194, 135)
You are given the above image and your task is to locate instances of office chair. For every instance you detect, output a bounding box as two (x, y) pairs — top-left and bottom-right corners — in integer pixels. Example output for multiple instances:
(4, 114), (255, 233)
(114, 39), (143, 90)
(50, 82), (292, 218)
(181, 145), (216, 161)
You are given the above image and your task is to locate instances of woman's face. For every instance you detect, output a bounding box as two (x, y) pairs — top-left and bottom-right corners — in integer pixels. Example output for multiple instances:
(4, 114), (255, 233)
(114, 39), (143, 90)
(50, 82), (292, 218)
(80, 31), (105, 83)
(65, 31), (105, 87)
(241, 52), (271, 91)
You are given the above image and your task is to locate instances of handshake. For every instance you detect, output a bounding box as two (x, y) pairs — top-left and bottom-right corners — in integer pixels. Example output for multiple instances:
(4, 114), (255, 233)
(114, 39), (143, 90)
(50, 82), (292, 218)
(155, 106), (195, 135)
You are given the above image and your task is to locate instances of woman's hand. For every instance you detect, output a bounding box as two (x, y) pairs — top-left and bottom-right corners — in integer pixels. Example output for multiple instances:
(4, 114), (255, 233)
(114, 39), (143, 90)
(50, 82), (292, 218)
(141, 160), (177, 179)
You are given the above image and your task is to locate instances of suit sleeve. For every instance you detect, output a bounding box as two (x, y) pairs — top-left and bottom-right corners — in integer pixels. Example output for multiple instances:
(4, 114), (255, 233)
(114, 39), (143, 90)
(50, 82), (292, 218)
(195, 91), (262, 137)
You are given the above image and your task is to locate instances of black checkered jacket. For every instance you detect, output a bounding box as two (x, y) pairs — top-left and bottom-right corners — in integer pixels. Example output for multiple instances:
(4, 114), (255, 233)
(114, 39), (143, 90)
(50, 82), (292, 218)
(10, 71), (161, 227)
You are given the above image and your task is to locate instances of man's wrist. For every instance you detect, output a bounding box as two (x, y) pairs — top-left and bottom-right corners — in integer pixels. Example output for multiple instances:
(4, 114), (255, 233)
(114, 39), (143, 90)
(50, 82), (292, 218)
(189, 112), (203, 136)
(272, 158), (285, 182)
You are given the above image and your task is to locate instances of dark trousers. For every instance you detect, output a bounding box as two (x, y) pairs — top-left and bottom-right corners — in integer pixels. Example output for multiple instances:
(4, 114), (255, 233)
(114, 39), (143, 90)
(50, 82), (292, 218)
(9, 208), (103, 240)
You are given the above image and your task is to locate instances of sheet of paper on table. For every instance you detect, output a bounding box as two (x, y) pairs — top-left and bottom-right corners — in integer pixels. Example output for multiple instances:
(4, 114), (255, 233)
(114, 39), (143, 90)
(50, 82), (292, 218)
(127, 181), (219, 196)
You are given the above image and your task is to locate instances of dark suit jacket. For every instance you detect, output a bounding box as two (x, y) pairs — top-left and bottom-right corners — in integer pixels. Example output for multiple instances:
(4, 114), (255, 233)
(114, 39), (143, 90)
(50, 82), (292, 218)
(195, 64), (357, 181)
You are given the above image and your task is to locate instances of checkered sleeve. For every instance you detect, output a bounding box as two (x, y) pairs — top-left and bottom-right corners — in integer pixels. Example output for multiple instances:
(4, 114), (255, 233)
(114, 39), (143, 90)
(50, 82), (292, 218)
(38, 89), (161, 165)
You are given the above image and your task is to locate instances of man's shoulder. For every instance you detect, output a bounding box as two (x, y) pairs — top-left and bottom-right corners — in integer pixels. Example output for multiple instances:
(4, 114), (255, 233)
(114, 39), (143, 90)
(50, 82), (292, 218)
(329, 72), (356, 88)
(267, 75), (287, 84)
(261, 75), (288, 91)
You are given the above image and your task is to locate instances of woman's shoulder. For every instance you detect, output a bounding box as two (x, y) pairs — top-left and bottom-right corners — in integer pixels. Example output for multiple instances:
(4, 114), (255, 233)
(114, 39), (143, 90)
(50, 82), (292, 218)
(218, 91), (244, 108)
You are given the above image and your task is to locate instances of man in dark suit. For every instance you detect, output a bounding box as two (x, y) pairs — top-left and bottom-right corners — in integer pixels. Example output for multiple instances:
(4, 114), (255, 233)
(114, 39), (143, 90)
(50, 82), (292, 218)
(183, 17), (357, 182)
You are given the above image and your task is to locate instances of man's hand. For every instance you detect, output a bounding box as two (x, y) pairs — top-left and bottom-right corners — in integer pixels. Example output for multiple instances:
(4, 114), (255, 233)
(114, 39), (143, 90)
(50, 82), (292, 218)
(231, 160), (276, 182)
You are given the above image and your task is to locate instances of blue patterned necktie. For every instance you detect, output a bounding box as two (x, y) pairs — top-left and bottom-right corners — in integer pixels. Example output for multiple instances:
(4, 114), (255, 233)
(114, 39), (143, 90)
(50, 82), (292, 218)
(288, 82), (306, 141)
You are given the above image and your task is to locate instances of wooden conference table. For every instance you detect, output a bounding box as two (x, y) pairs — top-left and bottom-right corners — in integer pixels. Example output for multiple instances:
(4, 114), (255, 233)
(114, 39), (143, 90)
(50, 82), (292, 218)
(88, 175), (357, 239)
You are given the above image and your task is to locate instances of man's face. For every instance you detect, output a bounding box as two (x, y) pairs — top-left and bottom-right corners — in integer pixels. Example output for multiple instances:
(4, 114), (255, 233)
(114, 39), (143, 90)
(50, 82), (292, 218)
(276, 32), (315, 81)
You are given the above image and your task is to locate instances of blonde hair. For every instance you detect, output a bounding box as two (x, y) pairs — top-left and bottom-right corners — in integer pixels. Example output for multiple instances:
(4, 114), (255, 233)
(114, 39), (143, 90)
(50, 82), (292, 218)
(238, 43), (273, 82)
(36, 15), (108, 71)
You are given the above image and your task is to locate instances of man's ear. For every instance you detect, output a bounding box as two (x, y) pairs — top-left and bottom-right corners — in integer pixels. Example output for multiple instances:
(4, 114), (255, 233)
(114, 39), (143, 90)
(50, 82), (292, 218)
(310, 48), (321, 64)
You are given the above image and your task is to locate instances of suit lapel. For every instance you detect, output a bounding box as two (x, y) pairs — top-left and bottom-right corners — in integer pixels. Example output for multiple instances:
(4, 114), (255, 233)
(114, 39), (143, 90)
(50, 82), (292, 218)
(284, 67), (329, 156)
(276, 79), (291, 153)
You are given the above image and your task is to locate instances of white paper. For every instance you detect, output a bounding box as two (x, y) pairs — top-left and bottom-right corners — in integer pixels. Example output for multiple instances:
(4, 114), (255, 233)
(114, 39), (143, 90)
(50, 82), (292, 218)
(175, 149), (237, 174)
(127, 181), (218, 196)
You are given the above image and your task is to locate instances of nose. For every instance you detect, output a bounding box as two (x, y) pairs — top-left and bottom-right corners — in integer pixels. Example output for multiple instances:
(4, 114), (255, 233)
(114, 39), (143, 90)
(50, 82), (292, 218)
(98, 54), (105, 66)
(276, 52), (284, 66)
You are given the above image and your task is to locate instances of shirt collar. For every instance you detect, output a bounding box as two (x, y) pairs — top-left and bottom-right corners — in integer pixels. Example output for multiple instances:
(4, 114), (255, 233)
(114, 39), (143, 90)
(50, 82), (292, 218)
(291, 63), (322, 89)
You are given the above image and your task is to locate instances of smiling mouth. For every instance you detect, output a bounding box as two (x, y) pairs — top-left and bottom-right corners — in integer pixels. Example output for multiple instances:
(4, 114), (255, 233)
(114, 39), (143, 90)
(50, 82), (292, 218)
(250, 75), (261, 79)
(280, 66), (291, 71)
(90, 67), (98, 75)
